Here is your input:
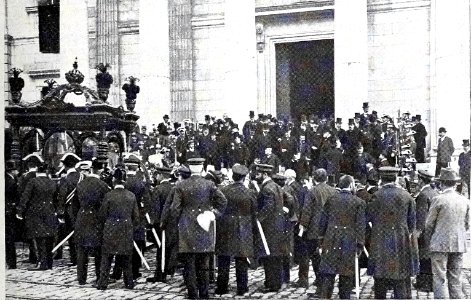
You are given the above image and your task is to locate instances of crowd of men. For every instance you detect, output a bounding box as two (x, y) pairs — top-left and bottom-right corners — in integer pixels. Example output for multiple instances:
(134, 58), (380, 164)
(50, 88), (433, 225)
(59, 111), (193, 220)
(5, 102), (471, 299)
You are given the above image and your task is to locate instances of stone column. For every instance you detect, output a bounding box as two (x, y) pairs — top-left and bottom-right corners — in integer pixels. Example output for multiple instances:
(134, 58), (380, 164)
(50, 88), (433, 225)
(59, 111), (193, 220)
(139, 0), (171, 128)
(96, 0), (120, 106)
(430, 0), (470, 157)
(334, 0), (368, 125)
(60, 0), (90, 85)
(224, 0), (257, 126)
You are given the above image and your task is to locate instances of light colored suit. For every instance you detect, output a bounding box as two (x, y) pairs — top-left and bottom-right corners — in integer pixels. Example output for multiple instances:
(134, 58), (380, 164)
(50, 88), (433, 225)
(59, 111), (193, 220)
(425, 188), (470, 299)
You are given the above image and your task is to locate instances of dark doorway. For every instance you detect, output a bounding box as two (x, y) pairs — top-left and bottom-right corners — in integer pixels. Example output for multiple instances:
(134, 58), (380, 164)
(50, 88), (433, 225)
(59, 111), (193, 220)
(276, 39), (334, 122)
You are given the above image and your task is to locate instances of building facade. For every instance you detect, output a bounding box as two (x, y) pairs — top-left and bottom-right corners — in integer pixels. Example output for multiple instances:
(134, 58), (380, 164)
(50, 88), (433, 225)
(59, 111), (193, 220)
(4, 0), (471, 155)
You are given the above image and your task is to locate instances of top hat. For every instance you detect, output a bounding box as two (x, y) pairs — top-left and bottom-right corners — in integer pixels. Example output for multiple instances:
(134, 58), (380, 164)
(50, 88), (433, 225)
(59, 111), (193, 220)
(163, 114), (169, 119)
(354, 113), (361, 119)
(255, 163), (274, 173)
(438, 168), (460, 181)
(335, 118), (342, 124)
(348, 118), (355, 125)
(411, 116), (417, 122)
(439, 127), (447, 133)
(187, 157), (205, 165)
(61, 153), (81, 168)
(6, 159), (18, 171)
(205, 115), (210, 121)
(232, 164), (249, 176)
(416, 115), (422, 121)
(463, 139), (470, 147)
(362, 102), (369, 108)
(249, 111), (255, 117)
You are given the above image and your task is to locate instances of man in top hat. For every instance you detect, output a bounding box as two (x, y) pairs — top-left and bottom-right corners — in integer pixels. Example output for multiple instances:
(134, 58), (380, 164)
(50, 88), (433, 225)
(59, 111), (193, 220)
(18, 153), (45, 264)
(158, 114), (171, 136)
(75, 160), (110, 286)
(343, 119), (364, 174)
(253, 163), (292, 292)
(360, 102), (371, 128)
(215, 164), (257, 296)
(56, 152), (83, 266)
(334, 118), (347, 146)
(5, 160), (19, 269)
(458, 139), (471, 198)
(425, 168), (470, 299)
(298, 168), (337, 289)
(411, 115), (427, 163)
(414, 169), (439, 292)
(147, 166), (177, 283)
(435, 127), (454, 176)
(367, 166), (417, 299)
(168, 157), (227, 299)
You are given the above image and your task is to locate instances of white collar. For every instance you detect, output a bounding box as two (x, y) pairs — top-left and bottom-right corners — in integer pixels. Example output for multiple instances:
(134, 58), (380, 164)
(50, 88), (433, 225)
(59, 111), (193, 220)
(66, 168), (77, 175)
(441, 187), (455, 194)
(262, 177), (271, 185)
(88, 173), (100, 179)
(28, 167), (38, 173)
(159, 178), (171, 184)
(287, 179), (295, 186)
(419, 184), (431, 193)
(114, 185), (125, 189)
(127, 171), (137, 175)
(36, 173), (47, 177)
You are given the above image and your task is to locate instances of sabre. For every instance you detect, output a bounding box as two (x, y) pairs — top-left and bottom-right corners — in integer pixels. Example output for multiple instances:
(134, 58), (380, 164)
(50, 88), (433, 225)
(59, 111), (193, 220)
(134, 241), (150, 270)
(355, 252), (360, 299)
(52, 231), (74, 253)
(145, 213), (161, 247)
(161, 230), (166, 273)
(256, 219), (270, 256)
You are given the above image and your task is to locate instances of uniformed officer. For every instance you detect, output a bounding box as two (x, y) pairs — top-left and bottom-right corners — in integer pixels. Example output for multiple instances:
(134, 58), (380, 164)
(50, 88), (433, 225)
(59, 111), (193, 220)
(215, 164), (257, 296)
(254, 164), (291, 292)
(97, 168), (140, 290)
(147, 166), (175, 283)
(6, 160), (19, 269)
(318, 175), (366, 299)
(17, 161), (58, 271)
(56, 152), (83, 266)
(367, 166), (417, 299)
(168, 157), (227, 299)
(75, 160), (111, 285)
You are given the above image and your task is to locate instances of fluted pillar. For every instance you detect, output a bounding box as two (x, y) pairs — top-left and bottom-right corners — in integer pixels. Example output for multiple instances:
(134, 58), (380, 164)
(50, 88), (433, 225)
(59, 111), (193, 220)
(334, 0), (368, 124)
(96, 0), (120, 106)
(224, 0), (257, 126)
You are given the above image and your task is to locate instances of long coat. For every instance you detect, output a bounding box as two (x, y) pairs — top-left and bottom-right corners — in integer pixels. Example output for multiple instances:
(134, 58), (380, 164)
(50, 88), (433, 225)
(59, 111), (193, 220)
(425, 189), (470, 253)
(74, 176), (110, 248)
(18, 175), (58, 239)
(99, 187), (140, 255)
(216, 182), (257, 257)
(415, 185), (439, 259)
(319, 190), (366, 276)
(255, 179), (292, 257)
(436, 136), (455, 164)
(169, 175), (227, 253)
(6, 173), (18, 243)
(57, 170), (83, 223)
(160, 184), (181, 269)
(367, 183), (418, 279)
(125, 173), (151, 241)
(300, 182), (338, 240)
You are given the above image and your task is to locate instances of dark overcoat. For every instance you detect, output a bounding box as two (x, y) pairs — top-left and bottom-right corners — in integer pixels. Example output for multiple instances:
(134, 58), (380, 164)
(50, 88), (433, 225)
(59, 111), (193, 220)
(74, 176), (110, 248)
(367, 183), (418, 279)
(415, 185), (438, 259)
(18, 175), (58, 239)
(255, 179), (292, 257)
(299, 182), (338, 240)
(6, 173), (18, 243)
(169, 175), (227, 253)
(318, 190), (366, 276)
(57, 170), (82, 222)
(216, 182), (257, 257)
(99, 187), (140, 255)
(160, 184), (180, 269)
(125, 173), (151, 241)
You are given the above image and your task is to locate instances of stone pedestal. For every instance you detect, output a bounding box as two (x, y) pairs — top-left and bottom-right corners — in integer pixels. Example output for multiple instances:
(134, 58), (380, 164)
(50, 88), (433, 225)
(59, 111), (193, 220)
(334, 0), (368, 126)
(60, 0), (90, 85)
(224, 0), (257, 126)
(139, 0), (171, 128)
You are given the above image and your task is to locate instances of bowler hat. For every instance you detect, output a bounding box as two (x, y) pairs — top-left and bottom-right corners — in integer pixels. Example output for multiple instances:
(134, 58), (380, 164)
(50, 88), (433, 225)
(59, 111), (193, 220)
(255, 163), (274, 173)
(6, 159), (18, 171)
(463, 139), (470, 147)
(439, 127), (447, 133)
(163, 114), (169, 119)
(438, 168), (460, 181)
(232, 164), (249, 176)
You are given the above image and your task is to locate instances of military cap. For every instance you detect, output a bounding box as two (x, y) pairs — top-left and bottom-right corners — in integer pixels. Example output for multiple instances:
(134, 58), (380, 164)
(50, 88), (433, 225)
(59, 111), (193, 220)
(22, 153), (44, 165)
(378, 166), (400, 175)
(155, 166), (172, 175)
(60, 153), (81, 167)
(272, 173), (286, 181)
(232, 164), (249, 176)
(255, 163), (274, 173)
(6, 159), (18, 171)
(362, 102), (369, 108)
(417, 169), (434, 179)
(187, 157), (205, 165)
(438, 168), (460, 181)
(76, 160), (92, 171)
(124, 154), (141, 165)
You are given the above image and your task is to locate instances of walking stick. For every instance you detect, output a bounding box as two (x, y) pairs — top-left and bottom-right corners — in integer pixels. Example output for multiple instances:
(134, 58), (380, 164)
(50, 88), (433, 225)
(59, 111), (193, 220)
(134, 241), (150, 270)
(52, 231), (74, 253)
(161, 230), (166, 273)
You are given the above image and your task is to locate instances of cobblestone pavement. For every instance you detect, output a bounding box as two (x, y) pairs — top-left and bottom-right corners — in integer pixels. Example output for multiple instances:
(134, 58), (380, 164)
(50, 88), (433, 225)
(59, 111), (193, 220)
(6, 243), (471, 299)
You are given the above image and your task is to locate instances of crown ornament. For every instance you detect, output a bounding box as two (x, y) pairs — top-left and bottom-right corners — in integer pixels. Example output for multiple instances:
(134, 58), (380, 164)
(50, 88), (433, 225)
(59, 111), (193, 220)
(65, 58), (85, 85)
